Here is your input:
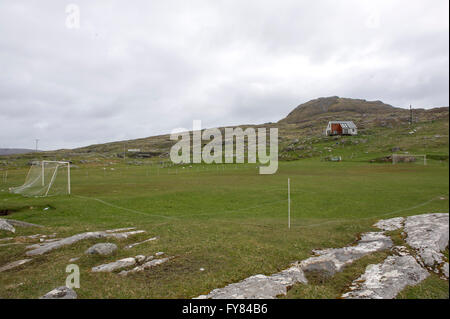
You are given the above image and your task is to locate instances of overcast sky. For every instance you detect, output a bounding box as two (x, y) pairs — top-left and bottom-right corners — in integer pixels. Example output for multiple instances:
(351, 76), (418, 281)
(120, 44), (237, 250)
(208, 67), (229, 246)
(0, 0), (448, 150)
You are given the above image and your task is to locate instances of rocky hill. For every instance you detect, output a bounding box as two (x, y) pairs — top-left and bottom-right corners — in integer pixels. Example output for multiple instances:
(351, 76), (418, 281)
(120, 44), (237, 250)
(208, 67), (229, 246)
(279, 96), (448, 130)
(279, 96), (397, 123)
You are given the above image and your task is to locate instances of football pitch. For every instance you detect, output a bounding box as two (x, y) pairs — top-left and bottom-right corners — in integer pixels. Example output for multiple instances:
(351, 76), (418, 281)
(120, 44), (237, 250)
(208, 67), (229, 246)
(0, 159), (448, 298)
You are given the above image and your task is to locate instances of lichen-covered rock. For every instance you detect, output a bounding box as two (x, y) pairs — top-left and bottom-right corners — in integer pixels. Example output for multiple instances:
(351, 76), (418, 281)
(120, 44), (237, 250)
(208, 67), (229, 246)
(404, 213), (449, 268)
(2, 219), (43, 228)
(91, 256), (144, 272)
(0, 259), (32, 272)
(40, 286), (77, 299)
(124, 236), (159, 249)
(342, 248), (429, 299)
(0, 219), (15, 233)
(195, 266), (307, 299)
(300, 232), (393, 277)
(26, 229), (145, 256)
(118, 257), (171, 276)
(105, 227), (136, 233)
(374, 217), (404, 231)
(85, 243), (117, 256)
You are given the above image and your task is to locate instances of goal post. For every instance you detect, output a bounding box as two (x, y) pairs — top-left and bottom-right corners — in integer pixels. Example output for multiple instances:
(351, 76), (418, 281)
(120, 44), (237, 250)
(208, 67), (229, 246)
(10, 161), (71, 197)
(392, 154), (427, 165)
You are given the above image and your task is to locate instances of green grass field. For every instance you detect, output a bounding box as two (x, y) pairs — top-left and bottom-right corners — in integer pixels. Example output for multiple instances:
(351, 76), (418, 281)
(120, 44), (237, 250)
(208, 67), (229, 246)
(0, 159), (448, 298)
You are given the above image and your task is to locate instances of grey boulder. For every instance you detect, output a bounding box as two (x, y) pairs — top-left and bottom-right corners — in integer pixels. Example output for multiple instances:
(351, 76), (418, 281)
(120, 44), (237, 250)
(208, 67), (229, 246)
(85, 243), (117, 256)
(0, 219), (15, 233)
(40, 286), (77, 299)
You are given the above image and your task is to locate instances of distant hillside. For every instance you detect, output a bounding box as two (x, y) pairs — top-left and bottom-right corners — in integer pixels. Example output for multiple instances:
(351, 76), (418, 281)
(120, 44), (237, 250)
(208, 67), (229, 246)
(0, 148), (37, 156)
(1, 97), (448, 164)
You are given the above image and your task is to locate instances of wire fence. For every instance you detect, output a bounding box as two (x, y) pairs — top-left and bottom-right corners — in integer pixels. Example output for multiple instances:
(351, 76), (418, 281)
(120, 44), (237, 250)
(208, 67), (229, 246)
(74, 191), (448, 231)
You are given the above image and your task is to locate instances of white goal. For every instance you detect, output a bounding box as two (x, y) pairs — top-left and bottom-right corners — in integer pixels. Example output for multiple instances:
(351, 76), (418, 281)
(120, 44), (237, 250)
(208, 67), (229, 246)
(392, 154), (427, 165)
(10, 161), (71, 197)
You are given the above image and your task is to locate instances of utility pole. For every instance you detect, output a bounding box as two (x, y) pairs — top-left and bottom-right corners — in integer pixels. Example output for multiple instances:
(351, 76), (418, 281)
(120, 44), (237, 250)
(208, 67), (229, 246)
(35, 139), (39, 152)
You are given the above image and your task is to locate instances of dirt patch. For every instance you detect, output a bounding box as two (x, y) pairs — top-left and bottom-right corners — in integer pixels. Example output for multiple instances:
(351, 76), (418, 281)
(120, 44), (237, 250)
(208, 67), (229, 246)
(0, 205), (55, 216)
(0, 209), (17, 216)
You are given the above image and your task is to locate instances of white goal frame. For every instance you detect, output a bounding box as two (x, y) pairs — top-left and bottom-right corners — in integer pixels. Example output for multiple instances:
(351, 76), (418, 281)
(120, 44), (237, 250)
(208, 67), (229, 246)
(41, 161), (71, 195)
(392, 154), (427, 165)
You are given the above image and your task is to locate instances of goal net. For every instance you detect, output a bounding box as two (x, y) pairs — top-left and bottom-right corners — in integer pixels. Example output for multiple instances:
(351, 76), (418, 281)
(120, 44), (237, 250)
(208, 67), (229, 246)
(10, 161), (71, 197)
(392, 154), (427, 165)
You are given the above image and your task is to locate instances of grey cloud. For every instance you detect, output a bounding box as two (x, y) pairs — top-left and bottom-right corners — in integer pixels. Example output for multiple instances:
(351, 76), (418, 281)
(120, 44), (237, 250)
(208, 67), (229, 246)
(0, 0), (448, 150)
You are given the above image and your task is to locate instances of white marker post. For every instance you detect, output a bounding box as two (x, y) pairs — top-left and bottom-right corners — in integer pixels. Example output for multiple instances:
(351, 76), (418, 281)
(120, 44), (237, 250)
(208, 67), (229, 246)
(288, 178), (291, 229)
(67, 162), (71, 195)
(42, 161), (45, 186)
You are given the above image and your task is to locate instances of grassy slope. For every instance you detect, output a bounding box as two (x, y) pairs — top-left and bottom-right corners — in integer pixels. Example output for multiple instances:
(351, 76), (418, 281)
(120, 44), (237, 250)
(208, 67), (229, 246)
(0, 159), (448, 298)
(278, 119), (449, 161)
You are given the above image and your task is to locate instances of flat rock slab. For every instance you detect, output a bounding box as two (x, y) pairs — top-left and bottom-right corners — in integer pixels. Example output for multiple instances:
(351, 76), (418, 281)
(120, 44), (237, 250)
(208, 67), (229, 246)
(40, 286), (77, 299)
(26, 229), (145, 256)
(124, 236), (159, 249)
(118, 257), (171, 276)
(85, 243), (118, 256)
(196, 266), (307, 299)
(374, 217), (404, 231)
(105, 230), (145, 240)
(0, 259), (32, 272)
(91, 255), (147, 272)
(300, 232), (393, 277)
(2, 219), (43, 228)
(342, 247), (429, 299)
(0, 219), (15, 233)
(404, 213), (449, 268)
(105, 227), (136, 233)
(18, 233), (57, 243)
